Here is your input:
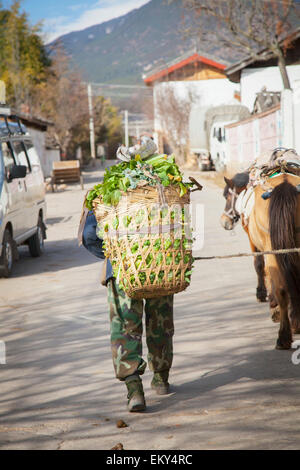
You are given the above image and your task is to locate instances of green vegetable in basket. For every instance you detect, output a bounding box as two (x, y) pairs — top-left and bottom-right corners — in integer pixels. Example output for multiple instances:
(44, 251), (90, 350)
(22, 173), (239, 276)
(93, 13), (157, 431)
(146, 253), (153, 268)
(112, 217), (119, 230)
(166, 253), (172, 265)
(156, 253), (163, 265)
(135, 255), (142, 269)
(184, 254), (190, 264)
(131, 243), (139, 254)
(154, 239), (161, 251)
(139, 272), (146, 285)
(175, 253), (182, 264)
(85, 153), (194, 209)
(135, 209), (145, 225)
(123, 215), (132, 227)
(160, 207), (168, 219)
(164, 239), (172, 250)
(174, 239), (181, 249)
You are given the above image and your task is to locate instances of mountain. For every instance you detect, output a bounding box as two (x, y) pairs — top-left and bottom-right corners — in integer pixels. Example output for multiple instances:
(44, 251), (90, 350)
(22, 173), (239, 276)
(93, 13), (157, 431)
(50, 0), (208, 85)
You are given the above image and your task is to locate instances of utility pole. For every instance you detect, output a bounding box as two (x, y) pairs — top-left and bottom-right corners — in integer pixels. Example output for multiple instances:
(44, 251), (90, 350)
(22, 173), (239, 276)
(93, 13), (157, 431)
(87, 83), (96, 160)
(124, 110), (129, 148)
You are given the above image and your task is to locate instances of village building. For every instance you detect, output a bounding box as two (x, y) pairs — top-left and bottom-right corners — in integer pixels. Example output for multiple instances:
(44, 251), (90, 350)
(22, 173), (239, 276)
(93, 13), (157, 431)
(224, 28), (300, 171)
(143, 49), (241, 154)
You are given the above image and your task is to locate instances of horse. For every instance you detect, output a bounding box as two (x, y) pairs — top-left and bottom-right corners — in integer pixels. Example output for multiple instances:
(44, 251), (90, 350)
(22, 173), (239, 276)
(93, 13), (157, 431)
(221, 172), (300, 349)
(221, 172), (269, 305)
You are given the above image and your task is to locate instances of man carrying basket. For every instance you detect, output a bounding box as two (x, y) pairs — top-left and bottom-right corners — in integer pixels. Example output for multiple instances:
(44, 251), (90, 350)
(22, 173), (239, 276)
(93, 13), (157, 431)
(79, 137), (199, 412)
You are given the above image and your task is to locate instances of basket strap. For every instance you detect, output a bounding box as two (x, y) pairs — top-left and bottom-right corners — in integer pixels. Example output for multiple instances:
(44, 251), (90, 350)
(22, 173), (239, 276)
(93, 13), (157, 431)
(157, 184), (167, 206)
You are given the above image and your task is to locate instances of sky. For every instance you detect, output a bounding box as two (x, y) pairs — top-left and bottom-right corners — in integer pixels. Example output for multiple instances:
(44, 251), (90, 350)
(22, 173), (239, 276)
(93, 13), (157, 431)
(3, 0), (150, 42)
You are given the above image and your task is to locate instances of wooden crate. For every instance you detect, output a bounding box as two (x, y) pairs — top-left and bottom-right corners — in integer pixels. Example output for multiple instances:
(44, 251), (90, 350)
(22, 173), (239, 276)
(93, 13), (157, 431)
(51, 160), (84, 191)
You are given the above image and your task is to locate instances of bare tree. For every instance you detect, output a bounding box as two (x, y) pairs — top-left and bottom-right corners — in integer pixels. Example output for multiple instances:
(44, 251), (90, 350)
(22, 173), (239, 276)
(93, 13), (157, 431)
(36, 46), (88, 159)
(173, 0), (299, 89)
(155, 84), (196, 165)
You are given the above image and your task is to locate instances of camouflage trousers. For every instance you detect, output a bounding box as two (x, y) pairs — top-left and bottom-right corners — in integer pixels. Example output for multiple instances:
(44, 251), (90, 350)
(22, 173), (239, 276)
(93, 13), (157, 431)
(107, 280), (174, 381)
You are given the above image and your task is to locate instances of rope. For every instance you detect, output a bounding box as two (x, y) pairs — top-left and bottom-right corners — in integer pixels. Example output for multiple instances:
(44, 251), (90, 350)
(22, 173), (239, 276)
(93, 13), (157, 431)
(194, 247), (300, 261)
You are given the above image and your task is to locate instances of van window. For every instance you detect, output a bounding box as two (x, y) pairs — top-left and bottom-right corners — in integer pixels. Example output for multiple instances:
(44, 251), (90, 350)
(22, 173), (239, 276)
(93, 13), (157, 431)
(1, 142), (16, 179)
(12, 141), (31, 173)
(24, 141), (41, 170)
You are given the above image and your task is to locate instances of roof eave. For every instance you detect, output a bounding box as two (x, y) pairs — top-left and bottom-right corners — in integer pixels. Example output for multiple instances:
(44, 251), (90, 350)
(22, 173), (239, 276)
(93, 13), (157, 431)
(144, 53), (226, 85)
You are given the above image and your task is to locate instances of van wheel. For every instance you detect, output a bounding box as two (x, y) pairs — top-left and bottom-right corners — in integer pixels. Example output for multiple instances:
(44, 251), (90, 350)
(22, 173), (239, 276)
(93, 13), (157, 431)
(0, 229), (14, 277)
(28, 217), (44, 257)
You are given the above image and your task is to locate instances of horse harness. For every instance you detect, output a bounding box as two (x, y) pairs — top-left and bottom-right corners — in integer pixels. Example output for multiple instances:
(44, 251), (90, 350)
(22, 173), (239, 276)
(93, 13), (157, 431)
(224, 187), (240, 225)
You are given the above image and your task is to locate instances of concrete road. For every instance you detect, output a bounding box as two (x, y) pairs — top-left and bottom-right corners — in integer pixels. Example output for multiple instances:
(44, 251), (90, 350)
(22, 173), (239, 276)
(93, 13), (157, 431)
(0, 168), (300, 450)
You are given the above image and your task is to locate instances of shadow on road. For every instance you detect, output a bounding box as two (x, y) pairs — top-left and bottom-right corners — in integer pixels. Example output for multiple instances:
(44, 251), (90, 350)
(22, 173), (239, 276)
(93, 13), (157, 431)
(8, 237), (100, 278)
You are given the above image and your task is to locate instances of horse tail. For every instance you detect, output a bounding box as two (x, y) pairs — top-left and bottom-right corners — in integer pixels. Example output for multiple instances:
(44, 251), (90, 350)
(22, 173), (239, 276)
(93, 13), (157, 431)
(269, 180), (300, 327)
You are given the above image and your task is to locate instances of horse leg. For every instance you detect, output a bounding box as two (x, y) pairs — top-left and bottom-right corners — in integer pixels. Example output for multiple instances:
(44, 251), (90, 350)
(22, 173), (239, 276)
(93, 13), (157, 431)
(254, 251), (267, 302)
(268, 291), (280, 323)
(244, 223), (267, 302)
(275, 287), (292, 350)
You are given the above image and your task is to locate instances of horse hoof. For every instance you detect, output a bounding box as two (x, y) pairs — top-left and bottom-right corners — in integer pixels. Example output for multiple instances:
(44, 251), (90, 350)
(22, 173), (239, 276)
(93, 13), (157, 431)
(276, 339), (292, 350)
(256, 289), (267, 303)
(271, 307), (280, 323)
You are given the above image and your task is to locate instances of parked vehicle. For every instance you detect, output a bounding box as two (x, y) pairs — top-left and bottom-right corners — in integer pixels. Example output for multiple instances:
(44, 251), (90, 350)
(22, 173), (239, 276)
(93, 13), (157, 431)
(189, 105), (213, 171)
(206, 105), (250, 172)
(0, 112), (46, 277)
(189, 104), (250, 171)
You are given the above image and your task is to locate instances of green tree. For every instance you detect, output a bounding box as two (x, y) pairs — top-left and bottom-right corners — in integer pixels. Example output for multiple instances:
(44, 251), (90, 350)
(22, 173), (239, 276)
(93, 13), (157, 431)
(0, 0), (50, 110)
(68, 95), (123, 162)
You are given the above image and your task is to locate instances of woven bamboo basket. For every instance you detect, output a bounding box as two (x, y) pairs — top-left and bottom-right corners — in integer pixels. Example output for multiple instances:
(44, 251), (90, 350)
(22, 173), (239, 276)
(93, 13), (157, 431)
(93, 183), (194, 299)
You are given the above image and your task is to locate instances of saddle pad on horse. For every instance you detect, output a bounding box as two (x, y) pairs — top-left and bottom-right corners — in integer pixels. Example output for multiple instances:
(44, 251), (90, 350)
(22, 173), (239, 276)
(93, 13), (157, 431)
(248, 148), (300, 186)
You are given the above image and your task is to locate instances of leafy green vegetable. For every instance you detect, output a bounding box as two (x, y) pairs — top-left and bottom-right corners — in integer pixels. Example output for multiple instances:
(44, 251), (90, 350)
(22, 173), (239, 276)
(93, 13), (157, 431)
(123, 215), (132, 228)
(174, 239), (181, 249)
(112, 217), (119, 230)
(164, 239), (172, 250)
(131, 243), (139, 254)
(135, 255), (142, 269)
(146, 253), (153, 267)
(143, 240), (151, 249)
(138, 272), (146, 285)
(156, 253), (163, 265)
(160, 207), (168, 219)
(153, 239), (161, 251)
(85, 153), (193, 209)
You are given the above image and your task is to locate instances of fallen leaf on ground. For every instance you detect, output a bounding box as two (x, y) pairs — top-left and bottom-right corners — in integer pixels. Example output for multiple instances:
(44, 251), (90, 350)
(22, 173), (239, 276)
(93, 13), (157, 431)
(116, 420), (128, 428)
(111, 443), (124, 450)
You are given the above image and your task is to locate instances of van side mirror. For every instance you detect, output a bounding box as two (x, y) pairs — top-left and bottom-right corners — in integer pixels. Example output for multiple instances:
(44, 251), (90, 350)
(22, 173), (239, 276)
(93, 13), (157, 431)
(8, 165), (27, 181)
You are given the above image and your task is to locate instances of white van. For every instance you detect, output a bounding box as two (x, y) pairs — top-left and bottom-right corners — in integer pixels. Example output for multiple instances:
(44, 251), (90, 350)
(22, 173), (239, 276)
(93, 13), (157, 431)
(0, 114), (46, 277)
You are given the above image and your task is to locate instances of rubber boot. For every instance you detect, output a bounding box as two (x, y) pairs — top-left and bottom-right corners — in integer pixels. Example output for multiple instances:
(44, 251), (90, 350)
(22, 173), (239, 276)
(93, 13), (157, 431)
(125, 375), (146, 412)
(151, 370), (170, 395)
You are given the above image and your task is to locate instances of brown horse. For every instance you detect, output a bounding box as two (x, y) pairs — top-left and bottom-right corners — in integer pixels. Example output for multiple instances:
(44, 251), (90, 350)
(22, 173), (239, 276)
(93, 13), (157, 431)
(221, 172), (300, 349)
(221, 172), (268, 305)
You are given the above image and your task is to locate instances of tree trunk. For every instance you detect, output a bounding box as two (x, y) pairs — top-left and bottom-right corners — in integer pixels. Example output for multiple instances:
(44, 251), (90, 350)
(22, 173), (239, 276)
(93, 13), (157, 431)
(277, 49), (291, 90)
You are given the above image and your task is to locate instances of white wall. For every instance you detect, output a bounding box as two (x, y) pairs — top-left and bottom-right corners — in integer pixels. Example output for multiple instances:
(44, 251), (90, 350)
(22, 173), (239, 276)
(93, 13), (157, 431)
(241, 65), (300, 111)
(27, 127), (60, 178)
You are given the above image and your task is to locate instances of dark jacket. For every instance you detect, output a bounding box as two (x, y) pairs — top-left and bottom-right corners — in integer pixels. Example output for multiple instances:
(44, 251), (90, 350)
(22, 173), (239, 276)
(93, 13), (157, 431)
(82, 211), (114, 284)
